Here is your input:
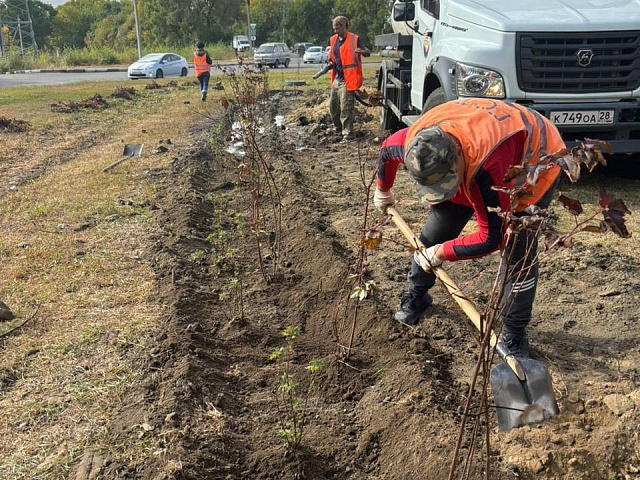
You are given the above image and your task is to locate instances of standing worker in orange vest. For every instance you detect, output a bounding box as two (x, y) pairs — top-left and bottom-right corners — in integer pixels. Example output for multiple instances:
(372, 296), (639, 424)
(193, 42), (213, 101)
(373, 98), (566, 358)
(328, 16), (370, 144)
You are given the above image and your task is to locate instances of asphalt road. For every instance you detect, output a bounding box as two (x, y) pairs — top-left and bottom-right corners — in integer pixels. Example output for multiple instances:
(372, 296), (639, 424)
(0, 57), (327, 89)
(0, 70), (129, 88)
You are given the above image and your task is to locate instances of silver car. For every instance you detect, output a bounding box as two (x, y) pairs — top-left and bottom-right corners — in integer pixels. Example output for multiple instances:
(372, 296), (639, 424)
(254, 43), (291, 68)
(127, 53), (189, 79)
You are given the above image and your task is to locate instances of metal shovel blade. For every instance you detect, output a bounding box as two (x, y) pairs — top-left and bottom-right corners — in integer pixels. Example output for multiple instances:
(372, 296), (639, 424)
(490, 358), (559, 431)
(122, 144), (143, 157)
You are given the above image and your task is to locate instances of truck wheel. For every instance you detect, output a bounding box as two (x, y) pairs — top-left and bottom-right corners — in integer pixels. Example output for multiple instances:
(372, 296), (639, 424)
(378, 61), (402, 132)
(423, 86), (445, 112)
(284, 58), (290, 68)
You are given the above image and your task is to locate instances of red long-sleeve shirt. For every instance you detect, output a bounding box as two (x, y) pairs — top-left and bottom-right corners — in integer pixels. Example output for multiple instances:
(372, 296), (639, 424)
(377, 129), (527, 261)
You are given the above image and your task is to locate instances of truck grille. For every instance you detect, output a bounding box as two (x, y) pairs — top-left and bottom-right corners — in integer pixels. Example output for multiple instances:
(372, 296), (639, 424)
(517, 31), (640, 93)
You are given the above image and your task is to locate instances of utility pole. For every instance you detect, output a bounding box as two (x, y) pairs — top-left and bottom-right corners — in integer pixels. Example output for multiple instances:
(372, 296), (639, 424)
(132, 0), (142, 58)
(0, 0), (37, 57)
(24, 0), (37, 57)
(246, 0), (252, 51)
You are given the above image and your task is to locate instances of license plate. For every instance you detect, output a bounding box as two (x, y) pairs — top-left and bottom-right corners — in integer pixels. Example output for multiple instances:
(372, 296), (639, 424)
(550, 110), (614, 125)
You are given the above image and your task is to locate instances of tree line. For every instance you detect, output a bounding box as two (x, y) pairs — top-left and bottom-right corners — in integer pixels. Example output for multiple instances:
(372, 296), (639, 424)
(0, 0), (393, 53)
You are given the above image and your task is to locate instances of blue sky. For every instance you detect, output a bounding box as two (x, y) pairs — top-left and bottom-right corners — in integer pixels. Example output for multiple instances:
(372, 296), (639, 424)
(42, 0), (67, 6)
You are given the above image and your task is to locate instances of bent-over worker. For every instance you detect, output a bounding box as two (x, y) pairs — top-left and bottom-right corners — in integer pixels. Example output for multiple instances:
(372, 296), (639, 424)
(373, 98), (566, 358)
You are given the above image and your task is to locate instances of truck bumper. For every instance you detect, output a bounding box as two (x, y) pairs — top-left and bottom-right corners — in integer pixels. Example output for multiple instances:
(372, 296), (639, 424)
(522, 100), (640, 154)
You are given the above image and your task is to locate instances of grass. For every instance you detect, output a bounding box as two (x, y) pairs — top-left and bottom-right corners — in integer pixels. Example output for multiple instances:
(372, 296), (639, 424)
(0, 43), (240, 73)
(0, 77), (205, 479)
(0, 65), (345, 478)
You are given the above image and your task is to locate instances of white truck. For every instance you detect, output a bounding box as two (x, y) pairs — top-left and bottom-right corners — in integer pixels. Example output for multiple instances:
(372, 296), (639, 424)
(233, 35), (251, 53)
(375, 0), (640, 153)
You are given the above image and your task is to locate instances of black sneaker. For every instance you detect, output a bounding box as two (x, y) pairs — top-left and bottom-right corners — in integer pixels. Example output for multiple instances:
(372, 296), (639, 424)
(393, 292), (433, 325)
(501, 333), (530, 358)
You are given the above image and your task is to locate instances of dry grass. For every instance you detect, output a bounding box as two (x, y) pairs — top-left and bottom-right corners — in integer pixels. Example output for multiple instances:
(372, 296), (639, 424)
(0, 67), (339, 478)
(0, 78), (222, 479)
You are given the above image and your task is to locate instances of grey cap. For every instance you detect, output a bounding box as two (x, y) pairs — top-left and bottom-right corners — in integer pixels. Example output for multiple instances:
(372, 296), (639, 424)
(404, 126), (458, 205)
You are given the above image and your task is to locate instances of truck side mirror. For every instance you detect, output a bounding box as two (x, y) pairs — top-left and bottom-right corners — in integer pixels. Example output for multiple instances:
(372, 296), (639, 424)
(393, 2), (415, 22)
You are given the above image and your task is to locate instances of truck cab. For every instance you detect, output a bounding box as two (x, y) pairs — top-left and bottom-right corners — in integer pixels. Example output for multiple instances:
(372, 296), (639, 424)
(233, 35), (251, 53)
(376, 0), (640, 153)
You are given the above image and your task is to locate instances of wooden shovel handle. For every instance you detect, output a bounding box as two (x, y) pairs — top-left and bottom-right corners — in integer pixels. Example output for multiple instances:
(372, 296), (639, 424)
(387, 207), (524, 380)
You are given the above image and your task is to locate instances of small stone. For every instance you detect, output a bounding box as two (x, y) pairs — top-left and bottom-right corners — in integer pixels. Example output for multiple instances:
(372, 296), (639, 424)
(0, 300), (15, 321)
(585, 398), (599, 409)
(603, 394), (635, 415)
(599, 288), (621, 297)
(527, 457), (545, 473)
(567, 392), (581, 403)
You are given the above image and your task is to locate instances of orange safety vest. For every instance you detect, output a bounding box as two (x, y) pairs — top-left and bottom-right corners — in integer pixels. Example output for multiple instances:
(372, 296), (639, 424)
(193, 52), (211, 77)
(329, 32), (363, 91)
(405, 98), (565, 211)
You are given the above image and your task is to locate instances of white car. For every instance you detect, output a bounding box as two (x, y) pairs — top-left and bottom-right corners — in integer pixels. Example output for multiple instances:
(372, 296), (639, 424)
(303, 46), (326, 64)
(128, 53), (189, 79)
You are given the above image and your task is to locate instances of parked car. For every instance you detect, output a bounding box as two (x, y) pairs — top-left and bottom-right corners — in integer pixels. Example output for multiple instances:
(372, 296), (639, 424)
(303, 46), (326, 64)
(292, 42), (314, 56)
(324, 46), (330, 62)
(128, 53), (189, 79)
(253, 43), (291, 68)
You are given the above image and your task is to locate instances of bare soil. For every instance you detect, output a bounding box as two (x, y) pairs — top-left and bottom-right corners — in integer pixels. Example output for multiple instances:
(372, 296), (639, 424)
(104, 88), (639, 479)
(3, 83), (639, 480)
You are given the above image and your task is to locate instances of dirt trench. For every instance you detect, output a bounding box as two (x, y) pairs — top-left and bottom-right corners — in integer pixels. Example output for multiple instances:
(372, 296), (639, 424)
(97, 89), (639, 480)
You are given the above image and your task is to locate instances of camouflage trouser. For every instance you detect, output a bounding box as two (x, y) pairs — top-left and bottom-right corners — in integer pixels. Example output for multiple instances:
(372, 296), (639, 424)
(329, 80), (355, 138)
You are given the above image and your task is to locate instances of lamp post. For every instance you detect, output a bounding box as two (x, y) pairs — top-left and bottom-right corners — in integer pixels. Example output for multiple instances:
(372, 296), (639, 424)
(132, 0), (142, 59)
(246, 0), (252, 51)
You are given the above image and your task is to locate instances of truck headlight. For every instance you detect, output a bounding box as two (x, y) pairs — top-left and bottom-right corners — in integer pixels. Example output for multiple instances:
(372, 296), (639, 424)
(456, 62), (505, 98)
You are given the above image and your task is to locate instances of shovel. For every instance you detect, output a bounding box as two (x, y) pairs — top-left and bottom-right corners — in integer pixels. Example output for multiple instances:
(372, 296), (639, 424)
(386, 206), (559, 431)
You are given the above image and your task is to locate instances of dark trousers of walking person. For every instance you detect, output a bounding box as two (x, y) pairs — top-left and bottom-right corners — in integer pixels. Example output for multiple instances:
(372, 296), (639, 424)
(197, 72), (210, 101)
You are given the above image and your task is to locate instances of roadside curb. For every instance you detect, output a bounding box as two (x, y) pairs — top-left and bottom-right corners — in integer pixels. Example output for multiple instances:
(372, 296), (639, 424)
(5, 67), (128, 74)
(4, 59), (379, 75)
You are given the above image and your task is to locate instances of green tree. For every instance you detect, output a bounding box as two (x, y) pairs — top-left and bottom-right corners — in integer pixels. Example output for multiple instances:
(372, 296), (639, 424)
(49, 0), (122, 48)
(85, 4), (134, 50)
(248, 0), (282, 44)
(142, 0), (244, 47)
(284, 0), (334, 46)
(0, 0), (56, 49)
(28, 0), (57, 48)
(333, 0), (392, 46)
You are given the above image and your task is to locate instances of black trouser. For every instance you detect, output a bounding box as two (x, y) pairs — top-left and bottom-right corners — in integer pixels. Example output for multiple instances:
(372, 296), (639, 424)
(407, 179), (559, 336)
